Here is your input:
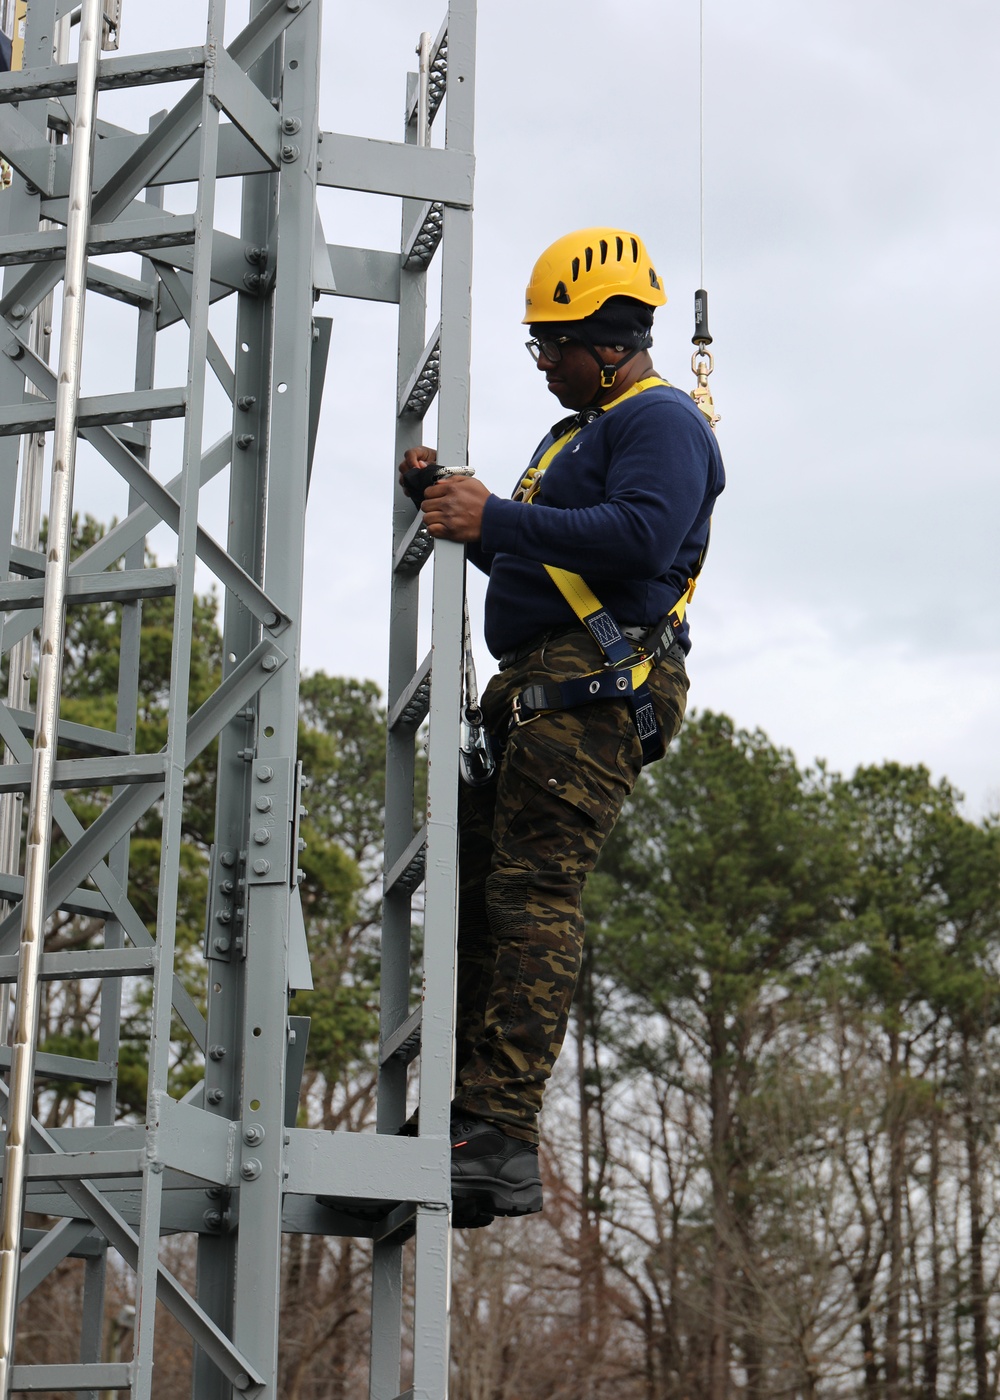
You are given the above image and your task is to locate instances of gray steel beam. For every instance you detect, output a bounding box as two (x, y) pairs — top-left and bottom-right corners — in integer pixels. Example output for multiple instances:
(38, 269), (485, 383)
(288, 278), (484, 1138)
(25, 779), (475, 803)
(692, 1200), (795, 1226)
(0, 1), (478, 1394)
(317, 131), (473, 205)
(0, 385), (186, 437)
(0, 565), (176, 610)
(0, 46), (209, 103)
(0, 212), (196, 265)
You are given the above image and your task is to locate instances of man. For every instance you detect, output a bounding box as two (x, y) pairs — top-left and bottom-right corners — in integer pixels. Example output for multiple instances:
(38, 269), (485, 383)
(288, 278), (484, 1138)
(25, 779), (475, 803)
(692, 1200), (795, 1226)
(400, 227), (725, 1224)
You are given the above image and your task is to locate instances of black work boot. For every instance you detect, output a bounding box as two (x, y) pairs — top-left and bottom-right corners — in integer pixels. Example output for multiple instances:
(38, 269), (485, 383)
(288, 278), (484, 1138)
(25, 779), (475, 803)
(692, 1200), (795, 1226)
(450, 1115), (543, 1217)
(396, 1116), (494, 1228)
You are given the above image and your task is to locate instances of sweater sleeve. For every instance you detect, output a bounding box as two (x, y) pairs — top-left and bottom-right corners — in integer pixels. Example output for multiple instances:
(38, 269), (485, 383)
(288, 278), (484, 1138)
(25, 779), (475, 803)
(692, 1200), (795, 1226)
(479, 397), (714, 580)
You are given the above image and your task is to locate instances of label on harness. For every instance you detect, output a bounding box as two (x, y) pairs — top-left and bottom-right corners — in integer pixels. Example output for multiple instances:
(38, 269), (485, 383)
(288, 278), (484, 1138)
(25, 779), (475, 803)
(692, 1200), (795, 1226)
(589, 611), (622, 649)
(634, 700), (658, 741)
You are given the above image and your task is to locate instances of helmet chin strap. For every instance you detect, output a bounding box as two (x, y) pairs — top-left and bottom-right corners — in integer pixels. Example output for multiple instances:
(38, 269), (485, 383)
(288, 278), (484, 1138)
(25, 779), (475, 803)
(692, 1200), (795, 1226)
(583, 343), (644, 405)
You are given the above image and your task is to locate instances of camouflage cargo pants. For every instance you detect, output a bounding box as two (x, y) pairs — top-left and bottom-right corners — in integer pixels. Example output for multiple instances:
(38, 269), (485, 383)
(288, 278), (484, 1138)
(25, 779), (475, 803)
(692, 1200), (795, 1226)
(452, 628), (689, 1143)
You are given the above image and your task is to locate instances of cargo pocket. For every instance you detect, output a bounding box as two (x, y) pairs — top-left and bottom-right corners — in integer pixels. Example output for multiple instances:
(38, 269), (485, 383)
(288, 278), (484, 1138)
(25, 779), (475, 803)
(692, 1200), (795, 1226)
(505, 724), (619, 829)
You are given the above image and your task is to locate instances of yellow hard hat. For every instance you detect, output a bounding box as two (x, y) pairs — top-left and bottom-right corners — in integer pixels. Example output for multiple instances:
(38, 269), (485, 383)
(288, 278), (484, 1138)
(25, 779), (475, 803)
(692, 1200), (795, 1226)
(522, 227), (667, 324)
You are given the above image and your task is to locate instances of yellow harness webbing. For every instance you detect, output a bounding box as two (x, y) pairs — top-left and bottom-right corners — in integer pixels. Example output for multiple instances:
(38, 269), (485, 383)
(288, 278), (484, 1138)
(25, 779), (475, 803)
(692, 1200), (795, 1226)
(519, 376), (701, 643)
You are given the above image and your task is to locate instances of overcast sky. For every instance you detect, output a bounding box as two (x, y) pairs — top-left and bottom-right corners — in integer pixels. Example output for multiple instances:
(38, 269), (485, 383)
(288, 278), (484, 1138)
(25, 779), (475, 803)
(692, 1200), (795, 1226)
(88, 3), (1000, 816)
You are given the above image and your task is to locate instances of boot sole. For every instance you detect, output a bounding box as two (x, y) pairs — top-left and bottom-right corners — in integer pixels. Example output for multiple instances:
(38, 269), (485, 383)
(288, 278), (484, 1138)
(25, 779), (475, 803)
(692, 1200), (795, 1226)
(452, 1175), (543, 1217)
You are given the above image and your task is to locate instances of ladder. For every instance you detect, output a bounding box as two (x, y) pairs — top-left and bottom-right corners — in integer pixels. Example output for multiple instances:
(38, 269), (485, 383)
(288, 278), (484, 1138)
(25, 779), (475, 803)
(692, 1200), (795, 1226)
(0, 1), (476, 1397)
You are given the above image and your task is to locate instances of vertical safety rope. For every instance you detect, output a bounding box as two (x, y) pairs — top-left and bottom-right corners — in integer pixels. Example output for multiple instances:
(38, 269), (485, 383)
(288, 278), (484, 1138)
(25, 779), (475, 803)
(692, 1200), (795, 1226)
(699, 0), (705, 289)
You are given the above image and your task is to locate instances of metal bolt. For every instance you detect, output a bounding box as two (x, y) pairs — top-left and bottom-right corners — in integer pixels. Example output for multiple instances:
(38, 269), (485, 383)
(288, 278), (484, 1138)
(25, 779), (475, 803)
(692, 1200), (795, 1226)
(237, 394), (257, 411)
(548, 779), (558, 789)
(253, 858), (271, 876)
(216, 910), (232, 925)
(244, 271), (263, 293)
(281, 143), (300, 163)
(206, 1088), (224, 1105)
(205, 1187), (222, 1200)
(256, 764), (273, 782)
(263, 611), (280, 629)
(234, 1376), (252, 1394)
(10, 303), (26, 320)
(243, 1124), (265, 1146)
(281, 116), (301, 135)
(208, 1044), (227, 1062)
(253, 828), (271, 845)
(220, 851), (235, 869)
(221, 879), (234, 895)
(241, 1159), (261, 1181)
(3, 340), (23, 360)
(255, 796), (273, 812)
(203, 1209), (223, 1230)
(244, 245), (266, 266)
(213, 937), (231, 955)
(296, 868), (306, 885)
(297, 837), (307, 852)
(23, 183), (37, 195)
(237, 747), (255, 761)
(261, 654), (278, 671)
(236, 432), (255, 450)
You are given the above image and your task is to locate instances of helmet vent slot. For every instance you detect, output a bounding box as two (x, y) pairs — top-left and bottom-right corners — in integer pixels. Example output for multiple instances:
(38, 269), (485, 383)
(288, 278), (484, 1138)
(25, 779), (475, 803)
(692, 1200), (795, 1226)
(630, 237), (639, 261)
(571, 257), (580, 282)
(584, 246), (593, 272)
(599, 239), (608, 264)
(615, 236), (624, 260)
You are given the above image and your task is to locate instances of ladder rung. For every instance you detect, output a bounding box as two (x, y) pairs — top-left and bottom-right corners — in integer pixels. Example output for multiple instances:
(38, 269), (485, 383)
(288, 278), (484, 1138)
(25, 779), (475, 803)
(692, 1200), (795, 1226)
(398, 324), (440, 418)
(393, 514), (433, 577)
(381, 1007), (422, 1065)
(388, 653), (431, 733)
(9, 1362), (131, 1392)
(384, 827), (427, 897)
(402, 200), (443, 270)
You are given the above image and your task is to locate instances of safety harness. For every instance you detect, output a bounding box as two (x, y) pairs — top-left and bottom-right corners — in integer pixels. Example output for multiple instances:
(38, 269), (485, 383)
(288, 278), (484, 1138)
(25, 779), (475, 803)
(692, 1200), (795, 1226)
(510, 376), (704, 767)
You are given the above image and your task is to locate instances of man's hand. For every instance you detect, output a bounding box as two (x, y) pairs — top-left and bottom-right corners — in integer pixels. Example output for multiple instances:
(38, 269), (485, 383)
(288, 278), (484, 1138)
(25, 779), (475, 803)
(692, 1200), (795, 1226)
(420, 476), (491, 543)
(398, 444), (437, 495)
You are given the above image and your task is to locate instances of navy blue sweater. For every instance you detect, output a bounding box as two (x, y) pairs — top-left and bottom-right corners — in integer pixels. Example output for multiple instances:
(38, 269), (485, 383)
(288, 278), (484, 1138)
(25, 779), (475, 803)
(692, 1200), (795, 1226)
(470, 383), (725, 658)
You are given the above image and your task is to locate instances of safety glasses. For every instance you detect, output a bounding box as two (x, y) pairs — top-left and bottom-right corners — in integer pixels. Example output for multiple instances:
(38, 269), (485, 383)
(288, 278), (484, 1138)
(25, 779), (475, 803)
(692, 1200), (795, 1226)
(524, 335), (577, 364)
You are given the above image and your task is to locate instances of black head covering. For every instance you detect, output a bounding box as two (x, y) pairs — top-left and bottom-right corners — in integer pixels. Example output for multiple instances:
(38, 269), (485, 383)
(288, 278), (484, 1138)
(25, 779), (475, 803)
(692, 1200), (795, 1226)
(530, 295), (654, 350)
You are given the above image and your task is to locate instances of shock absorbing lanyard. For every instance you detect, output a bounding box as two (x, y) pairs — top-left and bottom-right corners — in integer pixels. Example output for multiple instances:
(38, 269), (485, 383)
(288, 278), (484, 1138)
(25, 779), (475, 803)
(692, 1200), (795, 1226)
(512, 377), (701, 766)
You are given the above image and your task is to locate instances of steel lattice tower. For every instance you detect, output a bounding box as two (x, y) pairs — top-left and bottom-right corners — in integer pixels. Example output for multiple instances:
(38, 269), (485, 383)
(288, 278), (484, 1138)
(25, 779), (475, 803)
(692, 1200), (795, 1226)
(0, 1), (475, 1396)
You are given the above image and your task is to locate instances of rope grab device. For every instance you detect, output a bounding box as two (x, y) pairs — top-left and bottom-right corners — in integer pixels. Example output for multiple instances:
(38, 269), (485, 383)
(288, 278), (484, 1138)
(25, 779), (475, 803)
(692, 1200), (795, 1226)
(690, 287), (720, 430)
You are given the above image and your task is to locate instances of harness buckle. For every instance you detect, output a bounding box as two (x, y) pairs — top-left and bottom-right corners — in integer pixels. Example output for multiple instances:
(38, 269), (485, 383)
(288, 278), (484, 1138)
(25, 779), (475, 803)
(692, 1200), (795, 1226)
(511, 694), (539, 728)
